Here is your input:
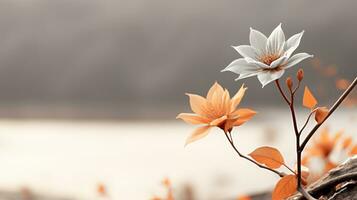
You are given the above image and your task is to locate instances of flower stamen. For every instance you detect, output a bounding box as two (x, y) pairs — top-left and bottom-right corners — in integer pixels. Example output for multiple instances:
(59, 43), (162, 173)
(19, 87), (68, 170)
(259, 54), (280, 65)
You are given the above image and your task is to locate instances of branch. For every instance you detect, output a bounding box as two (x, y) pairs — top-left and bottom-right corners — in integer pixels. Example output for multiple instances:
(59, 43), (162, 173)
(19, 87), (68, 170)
(300, 76), (357, 151)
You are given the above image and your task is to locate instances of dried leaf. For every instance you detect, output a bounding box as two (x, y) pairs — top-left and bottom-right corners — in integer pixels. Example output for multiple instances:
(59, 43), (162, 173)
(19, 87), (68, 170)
(303, 86), (318, 109)
(314, 107), (329, 124)
(249, 146), (285, 169)
(272, 175), (297, 200)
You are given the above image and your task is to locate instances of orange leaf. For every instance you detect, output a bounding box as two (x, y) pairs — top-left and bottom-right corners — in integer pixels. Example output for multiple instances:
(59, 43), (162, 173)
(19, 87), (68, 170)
(314, 107), (329, 124)
(303, 86), (318, 109)
(272, 175), (297, 200)
(249, 146), (285, 169)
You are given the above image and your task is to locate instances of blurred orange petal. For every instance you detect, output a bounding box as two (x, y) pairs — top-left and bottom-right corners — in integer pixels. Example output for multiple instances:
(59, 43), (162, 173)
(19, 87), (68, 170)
(350, 145), (357, 155)
(177, 113), (210, 125)
(150, 196), (162, 200)
(336, 79), (350, 90)
(237, 195), (252, 200)
(185, 126), (211, 146)
(342, 136), (353, 149)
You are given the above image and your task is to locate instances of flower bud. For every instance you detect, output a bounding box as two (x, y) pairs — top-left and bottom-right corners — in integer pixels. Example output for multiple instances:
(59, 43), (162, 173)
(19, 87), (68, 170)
(286, 77), (293, 90)
(315, 107), (329, 124)
(297, 69), (304, 81)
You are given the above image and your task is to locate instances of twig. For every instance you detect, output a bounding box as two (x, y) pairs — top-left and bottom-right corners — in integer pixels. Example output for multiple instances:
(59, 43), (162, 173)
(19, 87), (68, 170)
(275, 80), (291, 105)
(223, 131), (285, 177)
(300, 76), (357, 151)
(283, 163), (297, 175)
(299, 110), (316, 136)
(293, 80), (301, 95)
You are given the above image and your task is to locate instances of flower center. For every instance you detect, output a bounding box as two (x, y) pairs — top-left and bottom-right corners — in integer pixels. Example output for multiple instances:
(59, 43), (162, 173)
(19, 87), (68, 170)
(260, 54), (280, 66)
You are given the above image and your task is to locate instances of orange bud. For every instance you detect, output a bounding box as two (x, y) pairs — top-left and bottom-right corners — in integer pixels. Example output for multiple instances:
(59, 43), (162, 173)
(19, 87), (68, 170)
(315, 107), (329, 124)
(297, 69), (304, 81)
(286, 77), (293, 90)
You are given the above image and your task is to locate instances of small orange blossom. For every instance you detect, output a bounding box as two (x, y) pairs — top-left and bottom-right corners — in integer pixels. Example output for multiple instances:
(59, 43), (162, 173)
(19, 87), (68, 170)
(177, 82), (256, 145)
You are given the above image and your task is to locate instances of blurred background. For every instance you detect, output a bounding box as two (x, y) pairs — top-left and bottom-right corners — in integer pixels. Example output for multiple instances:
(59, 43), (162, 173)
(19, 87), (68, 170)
(0, 0), (356, 199)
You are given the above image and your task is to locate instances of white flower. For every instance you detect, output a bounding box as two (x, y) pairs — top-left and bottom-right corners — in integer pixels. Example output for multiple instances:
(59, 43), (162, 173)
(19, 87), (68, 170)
(222, 24), (313, 87)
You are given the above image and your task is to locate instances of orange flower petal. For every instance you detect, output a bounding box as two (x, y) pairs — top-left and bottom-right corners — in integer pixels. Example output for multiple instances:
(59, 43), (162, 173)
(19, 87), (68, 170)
(232, 108), (257, 126)
(186, 93), (209, 116)
(185, 126), (211, 146)
(176, 113), (210, 125)
(222, 89), (231, 114)
(210, 87), (225, 110)
(210, 115), (227, 126)
(230, 84), (247, 111)
(207, 82), (224, 101)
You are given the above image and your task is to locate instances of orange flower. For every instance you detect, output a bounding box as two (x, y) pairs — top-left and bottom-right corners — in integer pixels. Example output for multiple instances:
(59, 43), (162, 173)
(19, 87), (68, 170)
(302, 128), (357, 183)
(177, 82), (256, 145)
(305, 128), (342, 158)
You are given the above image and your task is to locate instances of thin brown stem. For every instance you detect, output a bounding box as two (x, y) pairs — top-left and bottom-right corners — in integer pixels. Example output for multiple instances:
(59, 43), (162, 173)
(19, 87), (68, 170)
(300, 76), (357, 151)
(223, 131), (284, 177)
(283, 163), (296, 175)
(275, 78), (308, 199)
(299, 110), (316, 136)
(275, 80), (291, 105)
(293, 80), (301, 95)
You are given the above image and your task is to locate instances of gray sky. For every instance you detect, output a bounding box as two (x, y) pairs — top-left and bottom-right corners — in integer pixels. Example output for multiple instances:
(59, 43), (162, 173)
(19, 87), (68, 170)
(0, 0), (356, 118)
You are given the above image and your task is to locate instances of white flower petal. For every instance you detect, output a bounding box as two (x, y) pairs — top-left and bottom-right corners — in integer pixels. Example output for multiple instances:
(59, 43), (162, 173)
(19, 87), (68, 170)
(233, 45), (259, 59)
(270, 56), (288, 68)
(267, 24), (285, 55)
(284, 53), (313, 69)
(245, 57), (270, 69)
(235, 72), (259, 81)
(257, 70), (285, 87)
(284, 31), (304, 57)
(249, 28), (267, 55)
(222, 58), (259, 74)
